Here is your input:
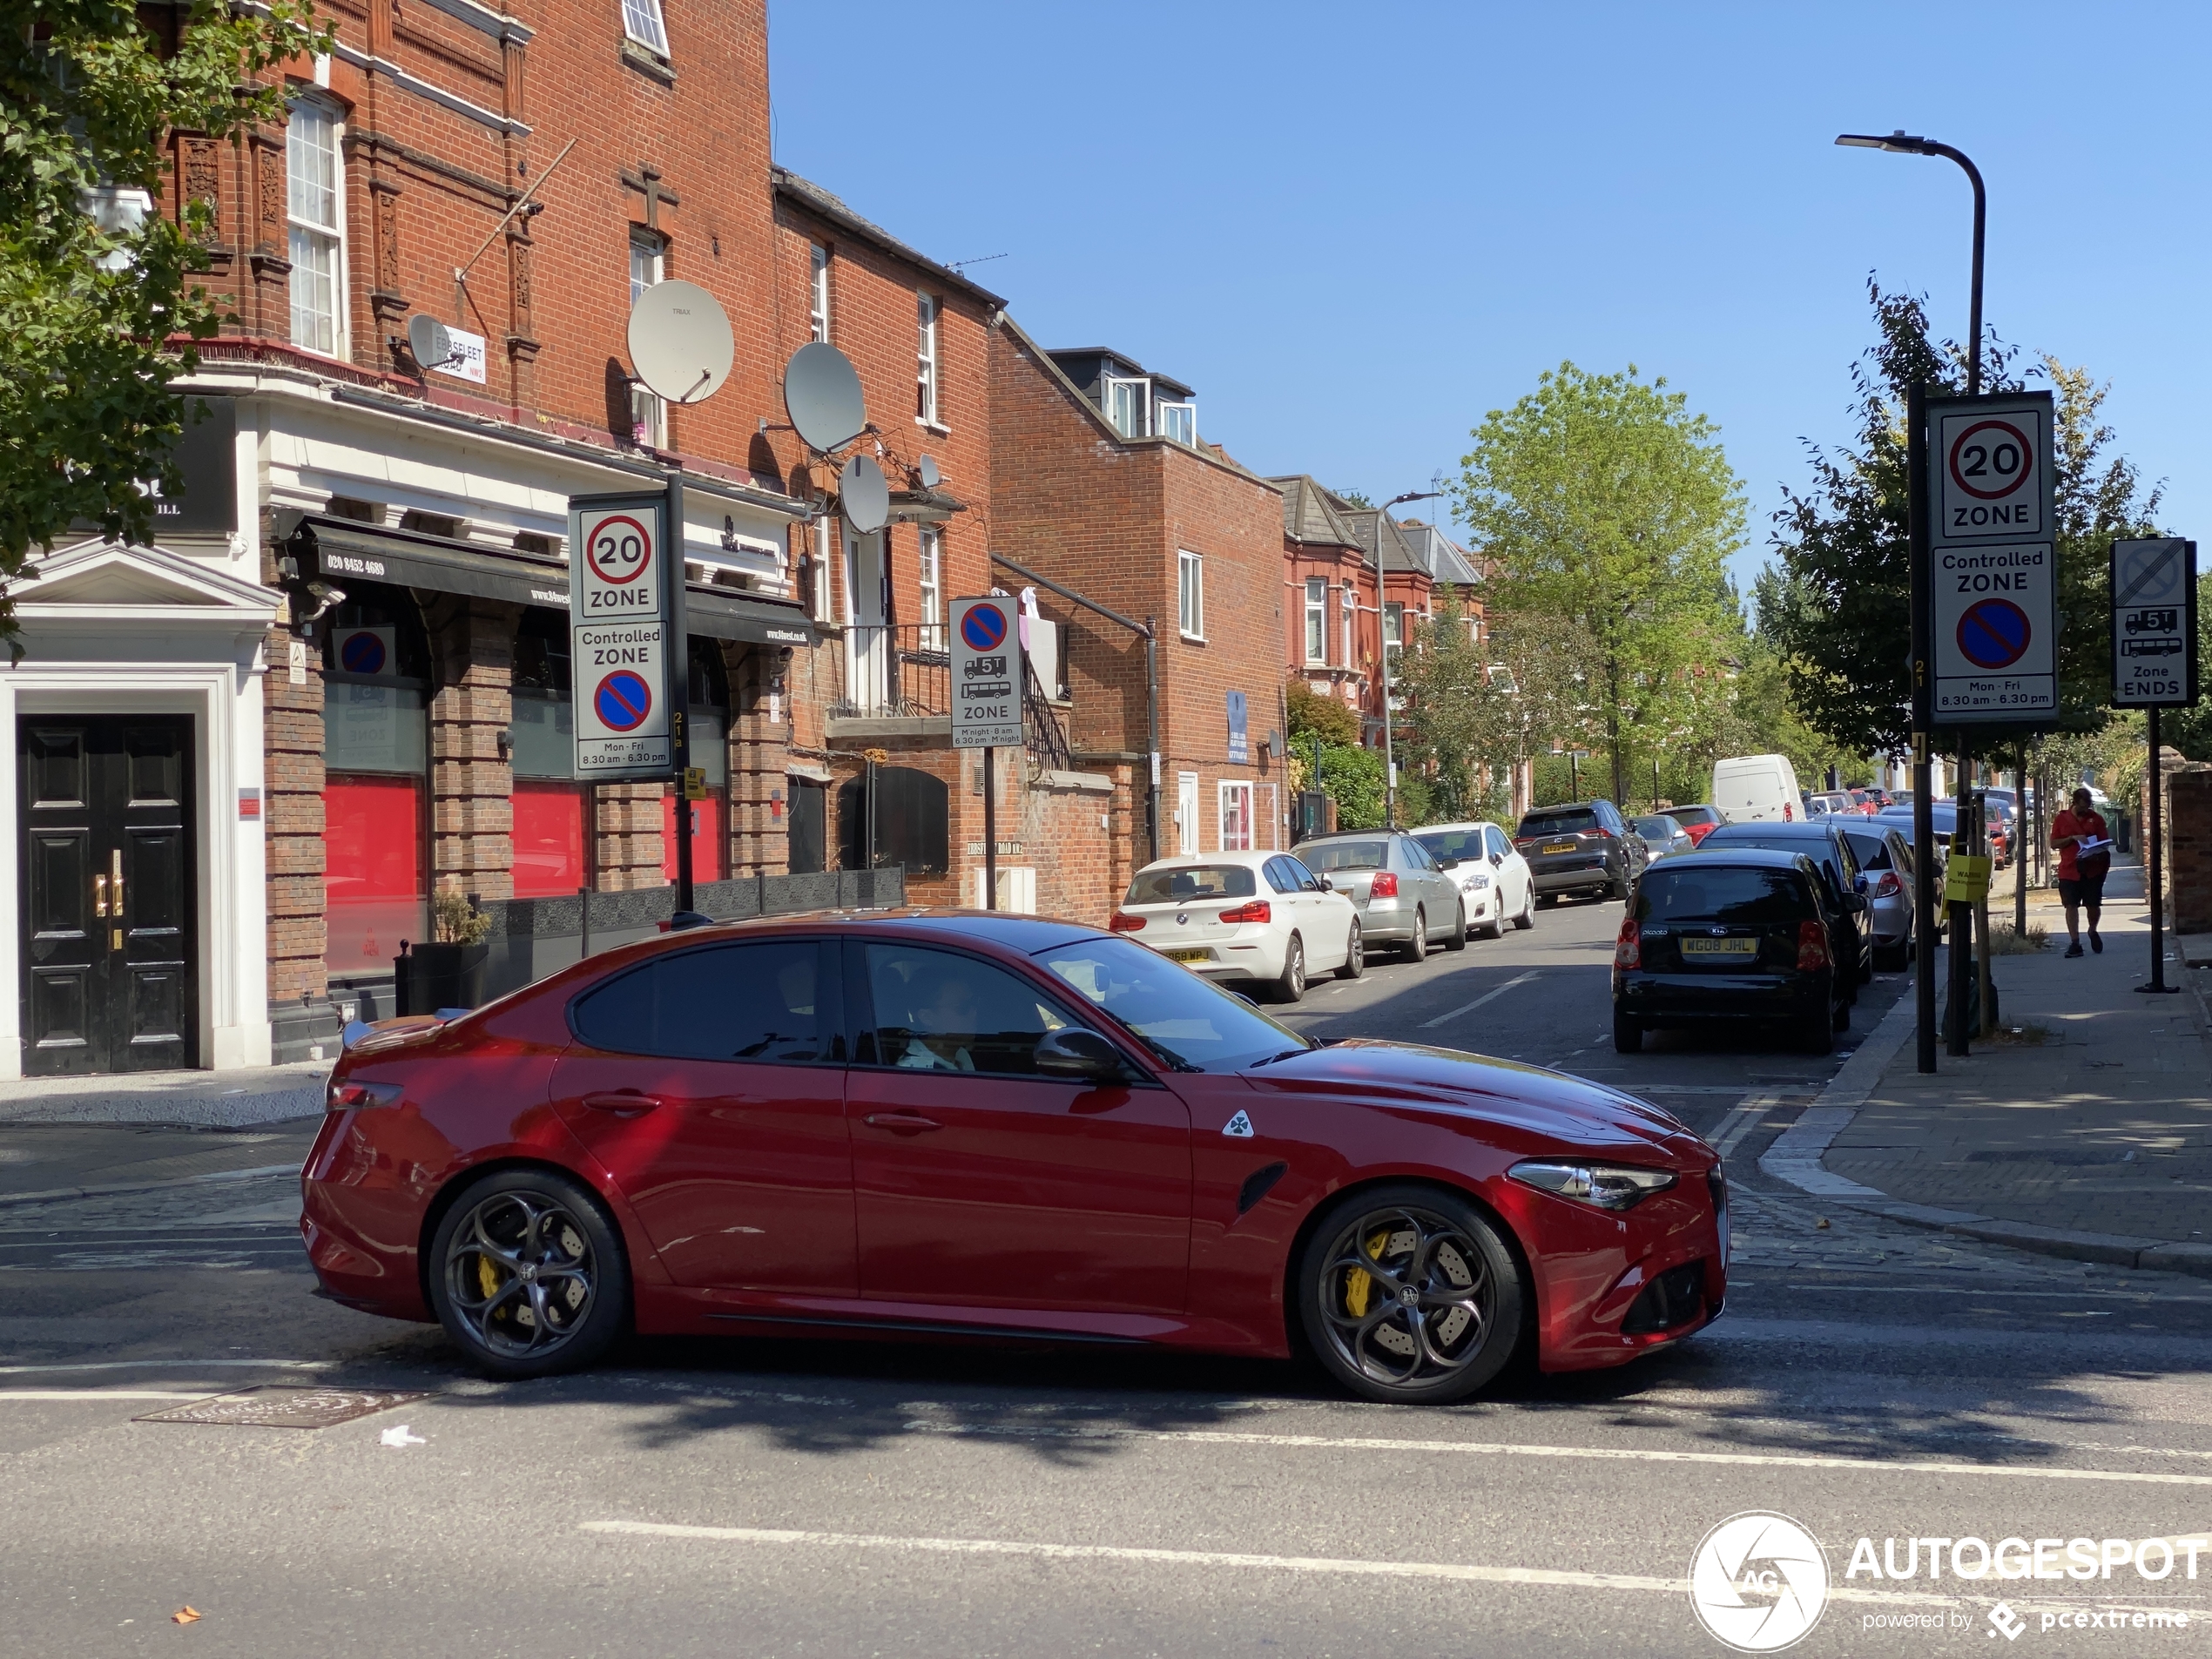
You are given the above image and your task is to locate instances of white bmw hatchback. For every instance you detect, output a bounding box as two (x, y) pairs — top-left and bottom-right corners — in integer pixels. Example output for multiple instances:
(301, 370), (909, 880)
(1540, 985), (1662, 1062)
(1109, 849), (1361, 1003)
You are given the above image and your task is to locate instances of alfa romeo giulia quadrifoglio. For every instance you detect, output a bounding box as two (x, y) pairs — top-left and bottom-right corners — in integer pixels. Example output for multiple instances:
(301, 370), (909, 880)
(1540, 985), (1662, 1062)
(304, 911), (1728, 1404)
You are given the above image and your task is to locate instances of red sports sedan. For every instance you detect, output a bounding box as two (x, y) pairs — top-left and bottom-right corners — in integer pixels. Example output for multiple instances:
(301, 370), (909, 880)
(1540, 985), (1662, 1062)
(305, 911), (1727, 1404)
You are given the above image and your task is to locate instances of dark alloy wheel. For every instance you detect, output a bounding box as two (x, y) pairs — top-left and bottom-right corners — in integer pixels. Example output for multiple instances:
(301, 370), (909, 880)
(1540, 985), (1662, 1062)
(1613, 1008), (1643, 1054)
(1298, 1185), (1525, 1404)
(1336, 921), (1366, 980)
(428, 1168), (630, 1379)
(1273, 934), (1307, 1004)
(1403, 908), (1428, 962)
(1445, 901), (1469, 951)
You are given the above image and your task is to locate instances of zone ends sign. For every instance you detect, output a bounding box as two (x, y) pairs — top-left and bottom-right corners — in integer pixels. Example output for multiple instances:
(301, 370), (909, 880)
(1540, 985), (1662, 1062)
(568, 490), (674, 778)
(950, 597), (1025, 750)
(2111, 538), (2200, 710)
(1924, 391), (2058, 725)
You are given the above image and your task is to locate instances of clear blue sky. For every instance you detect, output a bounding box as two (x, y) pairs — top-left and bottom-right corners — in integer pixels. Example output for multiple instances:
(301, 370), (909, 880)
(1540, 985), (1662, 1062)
(768, 1), (2205, 596)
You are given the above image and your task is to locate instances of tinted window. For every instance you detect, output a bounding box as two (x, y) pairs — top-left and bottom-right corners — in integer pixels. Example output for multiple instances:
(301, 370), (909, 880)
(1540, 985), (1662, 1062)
(1262, 858), (1301, 894)
(860, 944), (1075, 1076)
(572, 940), (829, 1062)
(1843, 832), (1890, 870)
(1707, 833), (1847, 896)
(1520, 809), (1599, 837)
(1127, 863), (1258, 903)
(1284, 855), (1325, 891)
(1416, 829), (1486, 865)
(1631, 817), (1677, 840)
(1036, 935), (1305, 1074)
(1635, 867), (1816, 925)
(1672, 807), (1718, 826)
(1485, 826), (1511, 860)
(1403, 839), (1436, 871)
(1302, 840), (1389, 872)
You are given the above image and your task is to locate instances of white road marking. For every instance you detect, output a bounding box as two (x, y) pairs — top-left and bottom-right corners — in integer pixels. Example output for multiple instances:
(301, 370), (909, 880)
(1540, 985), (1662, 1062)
(0, 1359), (330, 1376)
(1420, 971), (1541, 1028)
(1709, 1092), (1780, 1159)
(893, 1420), (2212, 1486)
(0, 1390), (215, 1400)
(579, 1519), (1966, 1607)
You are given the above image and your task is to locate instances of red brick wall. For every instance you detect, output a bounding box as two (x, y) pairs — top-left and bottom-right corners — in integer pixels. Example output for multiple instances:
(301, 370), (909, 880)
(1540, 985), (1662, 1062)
(2162, 765), (2212, 934)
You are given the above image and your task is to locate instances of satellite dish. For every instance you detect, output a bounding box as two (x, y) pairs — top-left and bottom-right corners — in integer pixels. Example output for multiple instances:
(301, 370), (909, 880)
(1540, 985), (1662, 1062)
(840, 455), (889, 535)
(916, 455), (941, 490)
(627, 280), (734, 405)
(406, 313), (454, 370)
(784, 341), (867, 453)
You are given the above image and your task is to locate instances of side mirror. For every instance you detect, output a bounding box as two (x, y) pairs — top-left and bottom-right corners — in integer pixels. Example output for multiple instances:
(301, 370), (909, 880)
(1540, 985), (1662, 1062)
(1442, 857), (1463, 871)
(1318, 876), (1335, 892)
(1035, 1028), (1127, 1082)
(1490, 852), (1504, 867)
(1845, 893), (1870, 915)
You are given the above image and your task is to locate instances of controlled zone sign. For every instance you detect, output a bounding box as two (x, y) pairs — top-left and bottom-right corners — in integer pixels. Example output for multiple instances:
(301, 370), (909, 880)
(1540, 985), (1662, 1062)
(950, 596), (1023, 749)
(569, 492), (672, 777)
(1925, 392), (2057, 724)
(2111, 538), (2199, 710)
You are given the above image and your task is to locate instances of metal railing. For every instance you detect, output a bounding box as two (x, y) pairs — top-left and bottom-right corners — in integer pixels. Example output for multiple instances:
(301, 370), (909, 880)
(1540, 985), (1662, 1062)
(828, 624), (950, 719)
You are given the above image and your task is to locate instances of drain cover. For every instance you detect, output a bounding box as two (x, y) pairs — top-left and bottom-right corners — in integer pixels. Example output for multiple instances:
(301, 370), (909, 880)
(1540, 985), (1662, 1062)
(135, 1385), (434, 1429)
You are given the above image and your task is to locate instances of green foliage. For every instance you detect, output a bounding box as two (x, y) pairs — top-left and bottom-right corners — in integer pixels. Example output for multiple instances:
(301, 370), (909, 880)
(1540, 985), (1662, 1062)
(1285, 678), (1360, 747)
(2158, 572), (2212, 761)
(0, 0), (326, 643)
(1453, 361), (1748, 806)
(1316, 742), (1387, 830)
(1331, 487), (1375, 509)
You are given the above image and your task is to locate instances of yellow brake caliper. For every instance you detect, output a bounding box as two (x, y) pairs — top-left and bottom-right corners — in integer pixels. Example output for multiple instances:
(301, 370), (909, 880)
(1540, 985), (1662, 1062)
(1345, 1229), (1390, 1318)
(477, 1254), (501, 1300)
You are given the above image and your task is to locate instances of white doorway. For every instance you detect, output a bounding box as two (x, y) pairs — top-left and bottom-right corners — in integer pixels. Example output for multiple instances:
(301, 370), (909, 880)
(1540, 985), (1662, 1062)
(1177, 772), (1199, 855)
(843, 528), (887, 712)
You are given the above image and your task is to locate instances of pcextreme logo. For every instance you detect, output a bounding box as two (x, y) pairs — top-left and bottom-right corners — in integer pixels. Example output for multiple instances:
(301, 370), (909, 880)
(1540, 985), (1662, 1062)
(1689, 1511), (1830, 1652)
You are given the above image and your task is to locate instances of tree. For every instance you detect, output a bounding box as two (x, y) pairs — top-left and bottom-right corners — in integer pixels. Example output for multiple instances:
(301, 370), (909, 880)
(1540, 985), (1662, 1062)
(1767, 282), (2161, 758)
(1285, 678), (1360, 747)
(1454, 362), (1747, 806)
(1331, 487), (1375, 509)
(1, 0), (323, 642)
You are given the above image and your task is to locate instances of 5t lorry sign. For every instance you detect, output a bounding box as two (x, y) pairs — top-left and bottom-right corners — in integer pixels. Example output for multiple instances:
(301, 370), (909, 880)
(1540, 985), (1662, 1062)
(2111, 538), (2199, 710)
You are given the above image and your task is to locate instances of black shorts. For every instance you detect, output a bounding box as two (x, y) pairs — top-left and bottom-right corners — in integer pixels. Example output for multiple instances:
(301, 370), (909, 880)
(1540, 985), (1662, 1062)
(2060, 867), (2107, 907)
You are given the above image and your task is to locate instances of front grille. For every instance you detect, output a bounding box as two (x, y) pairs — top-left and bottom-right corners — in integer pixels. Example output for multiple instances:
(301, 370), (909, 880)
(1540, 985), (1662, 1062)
(1622, 1260), (1707, 1335)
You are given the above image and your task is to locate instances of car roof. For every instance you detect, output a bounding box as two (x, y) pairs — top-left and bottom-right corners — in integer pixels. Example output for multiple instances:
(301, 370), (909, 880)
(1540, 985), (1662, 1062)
(652, 907), (1106, 954)
(1707, 819), (1841, 839)
(1410, 820), (1497, 834)
(1658, 847), (1816, 871)
(1134, 850), (1283, 871)
(1299, 829), (1399, 844)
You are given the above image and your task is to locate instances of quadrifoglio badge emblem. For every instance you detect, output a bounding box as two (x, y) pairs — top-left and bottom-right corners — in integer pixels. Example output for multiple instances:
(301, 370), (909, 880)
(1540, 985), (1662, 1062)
(1689, 1511), (1831, 1652)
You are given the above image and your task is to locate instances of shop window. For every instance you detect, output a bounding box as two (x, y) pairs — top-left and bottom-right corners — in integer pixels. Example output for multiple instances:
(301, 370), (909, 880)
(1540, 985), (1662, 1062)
(509, 608), (574, 780)
(661, 638), (730, 882)
(321, 586), (431, 970)
(513, 781), (588, 899)
(837, 765), (948, 874)
(787, 778), (826, 874)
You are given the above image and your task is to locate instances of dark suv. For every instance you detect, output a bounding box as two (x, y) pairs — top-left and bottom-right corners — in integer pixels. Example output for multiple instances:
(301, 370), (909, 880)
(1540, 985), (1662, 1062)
(1514, 799), (1647, 905)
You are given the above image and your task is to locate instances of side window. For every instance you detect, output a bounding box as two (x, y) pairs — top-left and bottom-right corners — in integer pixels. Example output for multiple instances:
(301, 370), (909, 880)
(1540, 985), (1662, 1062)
(571, 940), (831, 1062)
(1400, 839), (1430, 871)
(1486, 826), (1511, 860)
(860, 943), (1076, 1077)
(1285, 855), (1324, 892)
(1262, 858), (1299, 895)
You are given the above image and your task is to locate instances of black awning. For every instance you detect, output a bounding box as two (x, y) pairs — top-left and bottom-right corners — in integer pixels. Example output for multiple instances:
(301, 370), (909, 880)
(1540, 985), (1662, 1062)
(281, 514), (817, 645)
(283, 516), (572, 610)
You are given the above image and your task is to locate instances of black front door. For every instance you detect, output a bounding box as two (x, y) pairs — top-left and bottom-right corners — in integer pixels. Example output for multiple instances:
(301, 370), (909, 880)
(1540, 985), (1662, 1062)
(18, 716), (198, 1075)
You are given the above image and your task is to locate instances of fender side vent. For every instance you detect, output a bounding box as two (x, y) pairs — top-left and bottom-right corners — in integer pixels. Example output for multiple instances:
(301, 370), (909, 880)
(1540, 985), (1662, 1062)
(1236, 1161), (1289, 1216)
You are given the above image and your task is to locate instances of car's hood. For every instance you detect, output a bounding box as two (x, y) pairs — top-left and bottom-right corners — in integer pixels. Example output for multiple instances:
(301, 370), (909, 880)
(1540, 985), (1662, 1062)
(1247, 1038), (1706, 1160)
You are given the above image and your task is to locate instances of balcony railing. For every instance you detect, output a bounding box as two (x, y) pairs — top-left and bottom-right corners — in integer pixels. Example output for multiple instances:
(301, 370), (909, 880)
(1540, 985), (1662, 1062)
(826, 622), (1073, 772)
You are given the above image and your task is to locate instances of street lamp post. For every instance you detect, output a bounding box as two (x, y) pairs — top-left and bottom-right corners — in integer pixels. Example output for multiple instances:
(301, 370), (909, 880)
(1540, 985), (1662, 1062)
(1836, 128), (1987, 1073)
(1378, 489), (1440, 828)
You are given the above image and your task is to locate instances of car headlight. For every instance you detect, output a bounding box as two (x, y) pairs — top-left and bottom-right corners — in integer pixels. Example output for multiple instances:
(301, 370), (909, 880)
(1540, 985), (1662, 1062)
(1508, 1159), (1678, 1210)
(1462, 873), (1492, 890)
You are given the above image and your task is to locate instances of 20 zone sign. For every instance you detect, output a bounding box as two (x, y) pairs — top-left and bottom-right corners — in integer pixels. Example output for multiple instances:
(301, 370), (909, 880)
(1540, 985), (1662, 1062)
(1936, 401), (2048, 544)
(581, 510), (658, 617)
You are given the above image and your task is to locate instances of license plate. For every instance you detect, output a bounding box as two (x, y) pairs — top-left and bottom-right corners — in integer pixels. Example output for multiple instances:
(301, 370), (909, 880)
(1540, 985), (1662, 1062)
(1680, 937), (1759, 957)
(1542, 840), (1575, 854)
(1164, 948), (1211, 965)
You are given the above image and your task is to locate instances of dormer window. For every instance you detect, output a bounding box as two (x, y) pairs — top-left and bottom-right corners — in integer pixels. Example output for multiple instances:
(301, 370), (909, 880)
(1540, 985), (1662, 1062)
(1105, 375), (1148, 439)
(1155, 400), (1197, 445)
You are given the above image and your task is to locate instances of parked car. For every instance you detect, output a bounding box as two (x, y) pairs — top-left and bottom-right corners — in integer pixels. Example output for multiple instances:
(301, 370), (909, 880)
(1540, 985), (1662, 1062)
(1631, 813), (1696, 860)
(1873, 802), (1955, 893)
(1836, 823), (1917, 970)
(1847, 790), (1881, 815)
(1109, 851), (1359, 1003)
(1412, 821), (1536, 938)
(311, 910), (1729, 1401)
(1804, 792), (1853, 819)
(1297, 830), (1468, 959)
(1514, 800), (1649, 905)
(1665, 804), (1725, 844)
(1711, 754), (1804, 824)
(1612, 849), (1850, 1055)
(1696, 819), (1873, 989)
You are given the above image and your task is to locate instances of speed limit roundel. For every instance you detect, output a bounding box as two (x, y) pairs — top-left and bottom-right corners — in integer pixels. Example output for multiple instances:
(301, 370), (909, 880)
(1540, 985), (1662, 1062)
(1947, 419), (2034, 502)
(585, 513), (653, 585)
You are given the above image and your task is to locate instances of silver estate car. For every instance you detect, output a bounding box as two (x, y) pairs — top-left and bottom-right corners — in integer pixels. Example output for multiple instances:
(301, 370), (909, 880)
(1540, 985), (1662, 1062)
(1293, 831), (1468, 961)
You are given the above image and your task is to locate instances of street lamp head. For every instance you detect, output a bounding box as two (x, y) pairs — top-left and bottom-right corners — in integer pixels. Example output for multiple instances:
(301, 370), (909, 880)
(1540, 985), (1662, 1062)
(1385, 490), (1441, 508)
(1835, 130), (1932, 155)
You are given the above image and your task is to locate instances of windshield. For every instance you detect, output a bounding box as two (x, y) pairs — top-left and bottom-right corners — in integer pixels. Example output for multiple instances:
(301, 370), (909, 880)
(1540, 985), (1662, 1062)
(1415, 830), (1485, 864)
(1520, 809), (1600, 836)
(1636, 867), (1815, 925)
(1125, 864), (1257, 904)
(1035, 936), (1308, 1073)
(1301, 840), (1389, 872)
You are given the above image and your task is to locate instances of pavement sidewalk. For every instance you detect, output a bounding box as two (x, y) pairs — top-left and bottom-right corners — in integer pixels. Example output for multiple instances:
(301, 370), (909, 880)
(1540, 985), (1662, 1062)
(1771, 857), (2212, 1276)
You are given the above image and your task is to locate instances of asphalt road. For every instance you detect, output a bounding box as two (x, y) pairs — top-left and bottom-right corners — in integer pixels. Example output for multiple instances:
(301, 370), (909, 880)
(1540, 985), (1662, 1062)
(4, 896), (2210, 1656)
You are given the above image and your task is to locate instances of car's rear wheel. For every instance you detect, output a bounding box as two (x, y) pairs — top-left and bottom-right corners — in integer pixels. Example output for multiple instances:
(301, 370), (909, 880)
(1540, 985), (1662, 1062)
(1272, 934), (1307, 1003)
(428, 1168), (630, 1380)
(1336, 921), (1366, 980)
(1298, 1185), (1525, 1405)
(1613, 1008), (1642, 1053)
(1403, 908), (1428, 961)
(1445, 900), (1468, 951)
(1514, 887), (1535, 930)
(1833, 994), (1851, 1032)
(1797, 1005), (1835, 1055)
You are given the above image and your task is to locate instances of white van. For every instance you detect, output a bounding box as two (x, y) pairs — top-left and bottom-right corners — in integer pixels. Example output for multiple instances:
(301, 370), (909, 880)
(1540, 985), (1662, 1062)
(1711, 754), (1804, 825)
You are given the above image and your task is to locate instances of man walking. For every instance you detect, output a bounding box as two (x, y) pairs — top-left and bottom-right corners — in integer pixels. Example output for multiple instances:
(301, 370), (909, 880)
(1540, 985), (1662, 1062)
(2051, 786), (2112, 959)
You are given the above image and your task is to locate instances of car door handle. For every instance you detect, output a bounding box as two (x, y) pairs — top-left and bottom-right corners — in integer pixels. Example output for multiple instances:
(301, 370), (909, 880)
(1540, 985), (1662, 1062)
(582, 1091), (662, 1116)
(863, 1111), (942, 1134)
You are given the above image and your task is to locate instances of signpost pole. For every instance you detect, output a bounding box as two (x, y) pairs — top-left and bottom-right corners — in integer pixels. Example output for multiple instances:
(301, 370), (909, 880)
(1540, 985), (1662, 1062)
(1948, 743), (1974, 1055)
(2014, 738), (2028, 936)
(2144, 707), (2168, 994)
(1908, 382), (1938, 1074)
(983, 748), (998, 911)
(666, 474), (694, 917)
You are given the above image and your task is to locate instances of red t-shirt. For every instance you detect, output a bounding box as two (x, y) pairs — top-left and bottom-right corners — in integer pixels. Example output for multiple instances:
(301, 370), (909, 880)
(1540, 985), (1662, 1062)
(2052, 809), (2107, 880)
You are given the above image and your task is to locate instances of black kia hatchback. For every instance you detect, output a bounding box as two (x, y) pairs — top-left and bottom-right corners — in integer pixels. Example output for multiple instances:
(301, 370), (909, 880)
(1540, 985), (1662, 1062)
(1612, 849), (1850, 1055)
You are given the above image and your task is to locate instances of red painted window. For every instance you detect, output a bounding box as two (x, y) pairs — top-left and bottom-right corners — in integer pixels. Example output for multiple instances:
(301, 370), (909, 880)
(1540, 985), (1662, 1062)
(662, 790), (726, 882)
(514, 782), (589, 898)
(324, 774), (426, 969)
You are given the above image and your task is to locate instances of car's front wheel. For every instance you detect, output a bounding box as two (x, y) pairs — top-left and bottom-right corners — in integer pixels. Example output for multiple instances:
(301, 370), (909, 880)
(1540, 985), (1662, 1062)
(1298, 1185), (1526, 1405)
(428, 1168), (631, 1380)
(1272, 934), (1307, 1004)
(1403, 908), (1428, 961)
(1336, 921), (1366, 980)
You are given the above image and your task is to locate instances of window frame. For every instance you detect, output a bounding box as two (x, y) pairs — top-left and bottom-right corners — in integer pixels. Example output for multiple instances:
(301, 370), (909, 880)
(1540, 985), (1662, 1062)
(1177, 549), (1204, 642)
(1217, 779), (1254, 853)
(1154, 399), (1196, 446)
(844, 939), (1123, 1082)
(620, 0), (670, 56)
(285, 95), (347, 359)
(629, 233), (666, 447)
(808, 242), (831, 343)
(917, 526), (944, 651)
(1304, 576), (1327, 664)
(914, 291), (941, 426)
(1103, 375), (1150, 439)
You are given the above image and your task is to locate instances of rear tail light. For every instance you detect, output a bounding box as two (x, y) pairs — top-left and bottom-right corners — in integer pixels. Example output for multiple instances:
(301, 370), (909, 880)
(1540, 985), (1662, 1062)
(327, 1079), (403, 1113)
(1590, 826), (1615, 840)
(1783, 803), (1795, 821)
(1109, 912), (1146, 932)
(1514, 837), (1537, 849)
(1369, 873), (1399, 898)
(1797, 920), (1830, 971)
(1217, 900), (1271, 925)
(1875, 872), (1904, 900)
(1615, 918), (1641, 970)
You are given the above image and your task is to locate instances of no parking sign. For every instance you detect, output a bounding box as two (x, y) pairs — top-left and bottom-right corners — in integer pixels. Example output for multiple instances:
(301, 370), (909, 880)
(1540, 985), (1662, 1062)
(950, 597), (1024, 749)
